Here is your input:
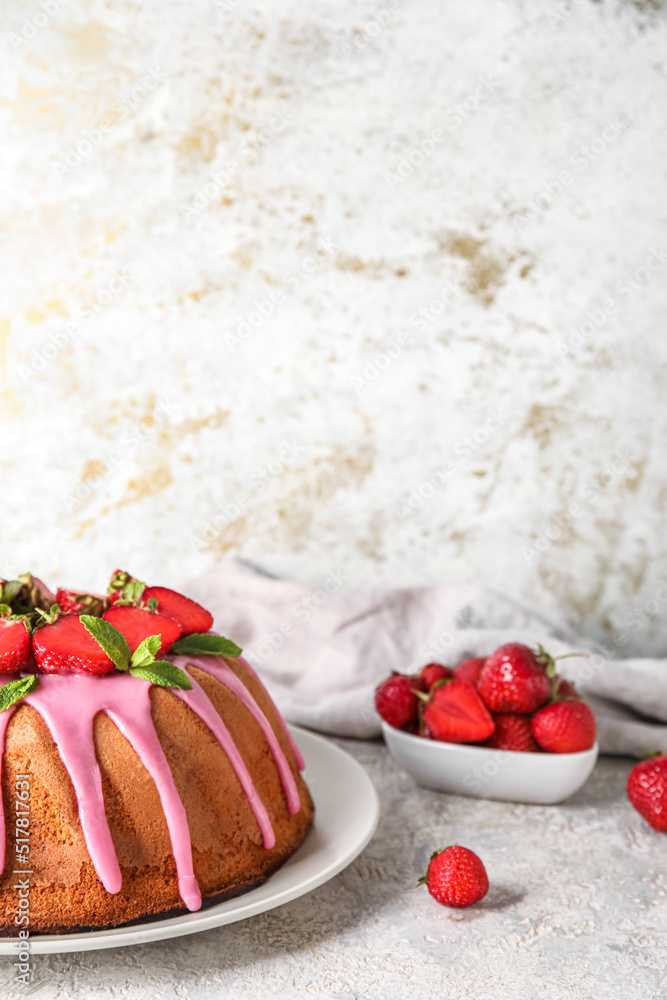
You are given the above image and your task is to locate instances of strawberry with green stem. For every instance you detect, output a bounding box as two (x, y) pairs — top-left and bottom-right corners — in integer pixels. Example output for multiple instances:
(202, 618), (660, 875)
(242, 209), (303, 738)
(419, 846), (489, 908)
(107, 570), (214, 635)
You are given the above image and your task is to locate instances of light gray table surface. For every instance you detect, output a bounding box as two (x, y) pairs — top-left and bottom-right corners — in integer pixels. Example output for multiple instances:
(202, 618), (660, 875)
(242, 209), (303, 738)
(2, 738), (663, 1000)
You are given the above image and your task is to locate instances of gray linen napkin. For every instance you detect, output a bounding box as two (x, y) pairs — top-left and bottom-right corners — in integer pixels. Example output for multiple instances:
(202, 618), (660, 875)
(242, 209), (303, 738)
(184, 558), (667, 757)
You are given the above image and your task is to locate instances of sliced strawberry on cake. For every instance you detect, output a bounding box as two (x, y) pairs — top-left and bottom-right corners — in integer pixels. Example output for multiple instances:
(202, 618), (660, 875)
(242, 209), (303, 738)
(103, 605), (182, 655)
(141, 586), (213, 636)
(106, 570), (213, 636)
(0, 617), (32, 675)
(55, 588), (107, 616)
(33, 614), (116, 675)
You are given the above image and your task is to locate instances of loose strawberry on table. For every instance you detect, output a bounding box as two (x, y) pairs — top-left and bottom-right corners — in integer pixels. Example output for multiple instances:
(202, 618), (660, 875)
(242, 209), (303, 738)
(420, 846), (489, 908)
(103, 605), (182, 655)
(477, 643), (550, 714)
(627, 756), (667, 832)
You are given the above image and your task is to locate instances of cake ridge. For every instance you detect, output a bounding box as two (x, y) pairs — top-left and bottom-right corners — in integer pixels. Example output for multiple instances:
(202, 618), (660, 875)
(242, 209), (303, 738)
(171, 654), (301, 815)
(0, 655), (304, 913)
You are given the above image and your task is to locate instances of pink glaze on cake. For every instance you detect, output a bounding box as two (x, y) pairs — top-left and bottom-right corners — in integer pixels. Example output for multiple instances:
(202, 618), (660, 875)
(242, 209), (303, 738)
(238, 656), (306, 771)
(171, 655), (301, 814)
(0, 657), (303, 911)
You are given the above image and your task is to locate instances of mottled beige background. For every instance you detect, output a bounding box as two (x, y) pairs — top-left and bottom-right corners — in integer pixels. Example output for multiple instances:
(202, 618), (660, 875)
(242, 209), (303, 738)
(1, 0), (666, 655)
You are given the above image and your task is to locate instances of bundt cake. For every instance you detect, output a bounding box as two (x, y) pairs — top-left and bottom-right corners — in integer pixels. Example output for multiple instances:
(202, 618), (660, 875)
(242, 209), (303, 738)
(0, 571), (313, 934)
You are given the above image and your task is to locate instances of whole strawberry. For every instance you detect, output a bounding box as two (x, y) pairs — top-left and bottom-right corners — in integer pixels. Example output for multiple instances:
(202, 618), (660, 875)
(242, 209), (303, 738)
(421, 680), (495, 743)
(627, 756), (667, 832)
(419, 663), (454, 689)
(531, 700), (596, 753)
(454, 657), (486, 686)
(483, 713), (540, 753)
(375, 674), (420, 730)
(419, 846), (489, 908)
(477, 643), (549, 714)
(552, 675), (580, 701)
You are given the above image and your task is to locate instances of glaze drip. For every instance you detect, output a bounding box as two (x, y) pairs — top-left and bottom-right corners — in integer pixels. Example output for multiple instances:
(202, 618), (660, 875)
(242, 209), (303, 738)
(171, 655), (301, 815)
(0, 656), (303, 911)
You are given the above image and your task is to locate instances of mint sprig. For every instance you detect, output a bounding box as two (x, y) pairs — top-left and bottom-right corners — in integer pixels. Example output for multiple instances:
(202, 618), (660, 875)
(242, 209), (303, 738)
(129, 661), (192, 689)
(80, 616), (191, 690)
(0, 674), (39, 712)
(130, 633), (162, 667)
(81, 615), (132, 670)
(171, 633), (242, 657)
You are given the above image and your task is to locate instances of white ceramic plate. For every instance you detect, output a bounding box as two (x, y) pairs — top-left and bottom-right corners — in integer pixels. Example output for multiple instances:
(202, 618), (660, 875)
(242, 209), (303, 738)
(0, 726), (379, 955)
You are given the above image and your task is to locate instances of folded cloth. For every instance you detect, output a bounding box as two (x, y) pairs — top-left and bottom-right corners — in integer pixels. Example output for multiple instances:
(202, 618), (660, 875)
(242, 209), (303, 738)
(184, 558), (667, 757)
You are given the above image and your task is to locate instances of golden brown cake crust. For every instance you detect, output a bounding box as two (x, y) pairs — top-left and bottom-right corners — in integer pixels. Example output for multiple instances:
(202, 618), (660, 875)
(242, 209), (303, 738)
(0, 658), (314, 934)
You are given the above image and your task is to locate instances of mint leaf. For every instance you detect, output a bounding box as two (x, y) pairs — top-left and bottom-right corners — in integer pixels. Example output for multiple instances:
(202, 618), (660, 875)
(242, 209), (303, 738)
(131, 633), (162, 668)
(80, 615), (131, 671)
(171, 633), (242, 657)
(129, 661), (192, 690)
(0, 604), (11, 618)
(0, 674), (39, 712)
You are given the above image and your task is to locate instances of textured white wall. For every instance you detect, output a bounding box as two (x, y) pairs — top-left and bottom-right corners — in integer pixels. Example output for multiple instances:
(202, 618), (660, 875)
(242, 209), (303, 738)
(1, 0), (666, 653)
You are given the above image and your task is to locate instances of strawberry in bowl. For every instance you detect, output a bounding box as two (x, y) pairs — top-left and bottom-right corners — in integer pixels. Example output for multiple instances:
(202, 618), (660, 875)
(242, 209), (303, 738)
(375, 644), (598, 804)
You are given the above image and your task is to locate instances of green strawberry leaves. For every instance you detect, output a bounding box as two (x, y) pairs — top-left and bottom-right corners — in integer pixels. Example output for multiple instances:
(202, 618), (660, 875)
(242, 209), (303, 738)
(80, 616), (192, 690)
(171, 633), (242, 657)
(0, 674), (39, 712)
(107, 570), (146, 605)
